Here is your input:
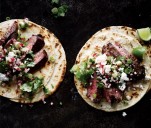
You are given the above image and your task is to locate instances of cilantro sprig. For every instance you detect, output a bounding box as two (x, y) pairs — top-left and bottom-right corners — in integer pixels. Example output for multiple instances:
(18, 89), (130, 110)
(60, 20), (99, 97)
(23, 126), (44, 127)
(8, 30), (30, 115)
(51, 0), (68, 18)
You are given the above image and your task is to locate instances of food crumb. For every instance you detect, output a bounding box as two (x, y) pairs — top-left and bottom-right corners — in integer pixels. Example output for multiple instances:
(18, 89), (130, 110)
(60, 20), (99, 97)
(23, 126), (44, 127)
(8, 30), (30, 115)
(122, 112), (127, 117)
(50, 102), (53, 106)
(29, 104), (33, 108)
(59, 101), (63, 106)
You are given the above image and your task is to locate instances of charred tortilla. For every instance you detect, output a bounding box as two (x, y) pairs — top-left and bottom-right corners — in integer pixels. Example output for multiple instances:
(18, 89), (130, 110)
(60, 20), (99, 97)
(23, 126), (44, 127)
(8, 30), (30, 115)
(0, 19), (66, 103)
(72, 26), (151, 111)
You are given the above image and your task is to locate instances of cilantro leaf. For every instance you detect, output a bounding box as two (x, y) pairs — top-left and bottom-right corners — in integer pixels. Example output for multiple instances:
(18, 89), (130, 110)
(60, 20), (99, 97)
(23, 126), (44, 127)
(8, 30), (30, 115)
(51, 5), (68, 18)
(51, 0), (59, 4)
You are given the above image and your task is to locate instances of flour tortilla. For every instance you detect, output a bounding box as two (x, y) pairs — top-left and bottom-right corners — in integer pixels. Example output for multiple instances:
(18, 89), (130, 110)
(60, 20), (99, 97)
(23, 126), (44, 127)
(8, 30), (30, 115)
(0, 19), (66, 103)
(74, 26), (151, 112)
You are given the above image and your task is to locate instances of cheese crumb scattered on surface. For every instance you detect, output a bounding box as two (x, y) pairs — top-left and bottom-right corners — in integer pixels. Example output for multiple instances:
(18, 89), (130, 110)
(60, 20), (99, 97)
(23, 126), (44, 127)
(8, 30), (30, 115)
(122, 112), (127, 117)
(50, 102), (54, 106)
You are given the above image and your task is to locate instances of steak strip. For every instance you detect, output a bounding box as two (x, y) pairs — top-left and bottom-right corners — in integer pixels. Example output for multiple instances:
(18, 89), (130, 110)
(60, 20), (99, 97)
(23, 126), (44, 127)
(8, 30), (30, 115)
(102, 42), (145, 80)
(0, 21), (18, 46)
(21, 35), (45, 60)
(87, 72), (102, 103)
(29, 49), (48, 73)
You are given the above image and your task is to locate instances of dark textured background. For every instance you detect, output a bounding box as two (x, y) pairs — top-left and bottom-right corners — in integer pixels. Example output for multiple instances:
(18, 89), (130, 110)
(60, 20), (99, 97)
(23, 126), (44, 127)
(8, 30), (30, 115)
(0, 0), (151, 128)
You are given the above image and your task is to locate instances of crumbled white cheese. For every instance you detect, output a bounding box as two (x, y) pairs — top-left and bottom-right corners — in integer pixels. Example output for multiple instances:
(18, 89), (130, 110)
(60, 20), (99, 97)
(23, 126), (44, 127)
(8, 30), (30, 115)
(120, 72), (129, 82)
(104, 65), (111, 74)
(116, 61), (122, 66)
(118, 68), (124, 72)
(83, 89), (87, 96)
(95, 54), (107, 65)
(14, 41), (20, 46)
(112, 70), (118, 78)
(0, 73), (9, 81)
(126, 95), (131, 100)
(6, 52), (16, 62)
(21, 47), (29, 52)
(8, 52), (16, 57)
(118, 83), (126, 91)
(122, 112), (127, 117)
(145, 75), (151, 80)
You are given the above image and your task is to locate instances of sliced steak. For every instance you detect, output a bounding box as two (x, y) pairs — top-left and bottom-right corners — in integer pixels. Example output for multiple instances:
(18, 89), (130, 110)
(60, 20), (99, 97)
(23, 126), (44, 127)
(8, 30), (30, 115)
(102, 42), (130, 57)
(26, 35), (44, 54)
(4, 38), (17, 49)
(29, 50), (48, 73)
(21, 35), (45, 60)
(103, 88), (122, 103)
(87, 73), (101, 103)
(0, 21), (18, 46)
(102, 42), (145, 80)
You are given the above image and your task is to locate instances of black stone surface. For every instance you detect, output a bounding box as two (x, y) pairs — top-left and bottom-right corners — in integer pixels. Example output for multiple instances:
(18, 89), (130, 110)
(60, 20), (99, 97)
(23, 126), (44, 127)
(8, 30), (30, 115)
(0, 0), (151, 128)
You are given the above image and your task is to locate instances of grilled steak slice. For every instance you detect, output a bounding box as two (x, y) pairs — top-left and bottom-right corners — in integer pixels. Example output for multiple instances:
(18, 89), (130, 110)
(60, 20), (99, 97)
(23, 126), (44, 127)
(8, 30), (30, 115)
(4, 38), (17, 49)
(102, 42), (145, 80)
(0, 21), (18, 46)
(29, 50), (48, 73)
(21, 35), (45, 60)
(102, 42), (130, 58)
(26, 35), (44, 53)
(87, 73), (101, 103)
(103, 88), (122, 103)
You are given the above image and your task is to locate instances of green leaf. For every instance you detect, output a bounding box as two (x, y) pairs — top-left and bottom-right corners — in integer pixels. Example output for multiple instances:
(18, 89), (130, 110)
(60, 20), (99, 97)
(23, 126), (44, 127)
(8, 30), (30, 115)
(0, 61), (8, 73)
(97, 82), (104, 88)
(51, 5), (68, 18)
(19, 21), (29, 30)
(27, 62), (35, 67)
(49, 56), (55, 63)
(20, 83), (32, 92)
(43, 87), (50, 94)
(51, 7), (58, 15)
(124, 67), (132, 74)
(70, 64), (79, 73)
(127, 59), (132, 64)
(116, 56), (125, 62)
(20, 77), (43, 93)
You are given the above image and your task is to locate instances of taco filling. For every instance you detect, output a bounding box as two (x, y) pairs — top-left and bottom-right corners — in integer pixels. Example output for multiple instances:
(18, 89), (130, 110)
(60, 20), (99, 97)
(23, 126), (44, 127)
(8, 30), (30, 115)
(71, 42), (146, 104)
(0, 20), (48, 99)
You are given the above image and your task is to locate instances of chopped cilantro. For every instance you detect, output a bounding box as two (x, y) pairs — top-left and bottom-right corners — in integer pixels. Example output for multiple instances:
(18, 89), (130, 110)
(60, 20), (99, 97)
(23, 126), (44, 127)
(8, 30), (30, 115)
(97, 82), (104, 88)
(51, 5), (68, 18)
(124, 67), (132, 74)
(70, 60), (94, 85)
(20, 77), (43, 93)
(51, 0), (59, 4)
(51, 84), (54, 89)
(49, 56), (55, 63)
(43, 87), (50, 94)
(19, 21), (29, 30)
(26, 62), (35, 67)
(127, 59), (132, 64)
(0, 61), (8, 73)
(93, 93), (97, 98)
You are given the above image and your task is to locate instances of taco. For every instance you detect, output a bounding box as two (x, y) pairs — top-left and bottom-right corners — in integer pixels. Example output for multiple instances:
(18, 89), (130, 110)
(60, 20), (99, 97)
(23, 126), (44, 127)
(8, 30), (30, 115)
(71, 26), (151, 111)
(0, 19), (66, 103)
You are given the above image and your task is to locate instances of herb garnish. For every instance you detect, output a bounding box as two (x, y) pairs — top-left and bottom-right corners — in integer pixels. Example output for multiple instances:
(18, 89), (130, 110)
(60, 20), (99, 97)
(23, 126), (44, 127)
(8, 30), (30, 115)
(51, 0), (68, 18)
